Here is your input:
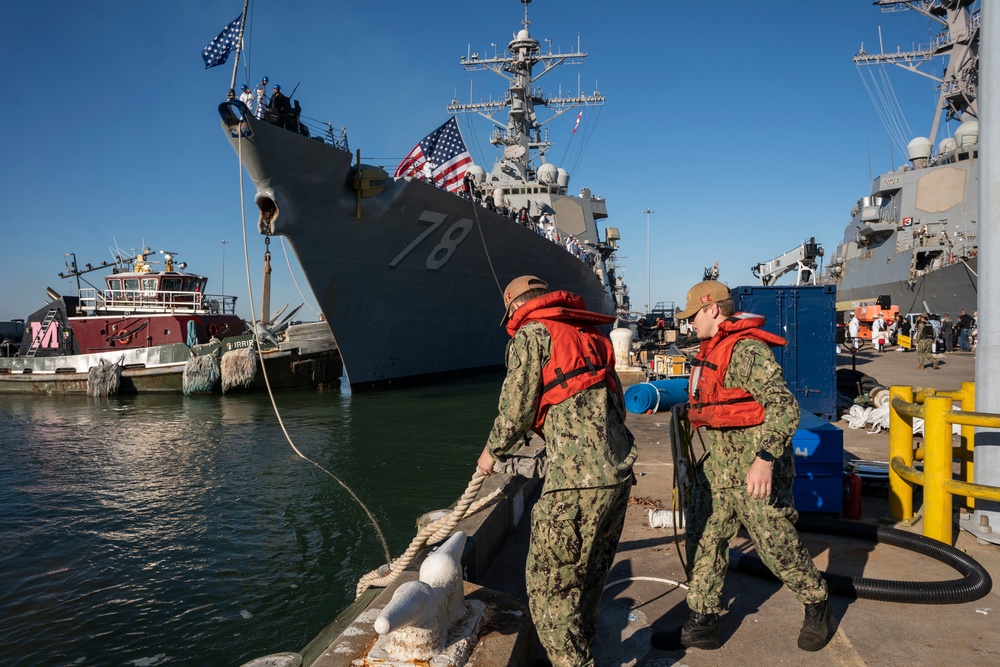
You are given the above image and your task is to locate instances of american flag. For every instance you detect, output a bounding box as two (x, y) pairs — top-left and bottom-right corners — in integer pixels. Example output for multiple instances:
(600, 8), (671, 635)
(394, 117), (472, 193)
(202, 15), (243, 69)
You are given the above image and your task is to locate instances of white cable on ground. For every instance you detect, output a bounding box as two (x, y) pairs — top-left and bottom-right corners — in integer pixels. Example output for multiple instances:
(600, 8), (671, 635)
(604, 576), (689, 592)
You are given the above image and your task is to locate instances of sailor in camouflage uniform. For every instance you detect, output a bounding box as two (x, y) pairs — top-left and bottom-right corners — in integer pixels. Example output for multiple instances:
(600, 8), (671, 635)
(915, 314), (938, 370)
(477, 276), (637, 667)
(651, 280), (830, 653)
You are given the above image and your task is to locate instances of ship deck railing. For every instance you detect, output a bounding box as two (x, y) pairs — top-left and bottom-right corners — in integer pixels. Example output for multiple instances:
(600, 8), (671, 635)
(78, 288), (237, 316)
(247, 101), (350, 152)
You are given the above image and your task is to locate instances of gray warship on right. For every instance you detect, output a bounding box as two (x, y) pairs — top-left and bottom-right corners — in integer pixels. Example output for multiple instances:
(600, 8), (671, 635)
(826, 0), (979, 315)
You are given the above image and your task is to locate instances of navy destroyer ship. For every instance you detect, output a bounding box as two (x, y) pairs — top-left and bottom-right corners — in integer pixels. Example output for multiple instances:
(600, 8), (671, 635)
(218, 1), (628, 389)
(826, 0), (979, 315)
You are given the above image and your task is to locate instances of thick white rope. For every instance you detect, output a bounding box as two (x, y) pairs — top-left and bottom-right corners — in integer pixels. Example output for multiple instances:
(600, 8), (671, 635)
(355, 470), (504, 597)
(235, 128), (393, 567)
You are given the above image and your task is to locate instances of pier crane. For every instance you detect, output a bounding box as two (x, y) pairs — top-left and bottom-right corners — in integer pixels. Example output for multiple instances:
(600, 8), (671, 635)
(751, 237), (824, 286)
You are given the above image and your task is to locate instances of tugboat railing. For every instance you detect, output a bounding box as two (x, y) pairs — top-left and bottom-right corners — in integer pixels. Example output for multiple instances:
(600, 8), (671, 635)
(77, 288), (237, 316)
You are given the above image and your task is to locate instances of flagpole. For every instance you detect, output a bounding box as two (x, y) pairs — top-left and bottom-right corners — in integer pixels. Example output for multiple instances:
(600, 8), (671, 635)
(227, 0), (251, 100)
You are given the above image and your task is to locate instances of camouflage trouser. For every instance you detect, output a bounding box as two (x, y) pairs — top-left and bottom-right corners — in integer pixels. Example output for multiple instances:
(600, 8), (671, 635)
(917, 338), (933, 367)
(526, 481), (630, 667)
(684, 473), (827, 615)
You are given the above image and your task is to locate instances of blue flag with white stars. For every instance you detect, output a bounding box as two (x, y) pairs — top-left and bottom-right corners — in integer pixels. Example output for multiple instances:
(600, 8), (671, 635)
(202, 15), (243, 69)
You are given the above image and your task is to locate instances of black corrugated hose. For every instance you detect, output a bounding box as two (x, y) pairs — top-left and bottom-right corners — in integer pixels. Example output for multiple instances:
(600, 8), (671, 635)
(728, 516), (992, 604)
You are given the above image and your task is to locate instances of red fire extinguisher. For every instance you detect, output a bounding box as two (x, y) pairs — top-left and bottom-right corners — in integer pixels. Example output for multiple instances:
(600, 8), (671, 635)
(843, 470), (862, 520)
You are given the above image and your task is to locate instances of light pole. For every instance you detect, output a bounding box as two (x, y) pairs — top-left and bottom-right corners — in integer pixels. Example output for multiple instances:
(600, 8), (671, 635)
(220, 240), (229, 297)
(643, 208), (653, 314)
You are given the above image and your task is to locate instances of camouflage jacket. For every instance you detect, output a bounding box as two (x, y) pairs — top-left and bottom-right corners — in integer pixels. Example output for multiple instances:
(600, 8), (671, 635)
(699, 338), (800, 490)
(486, 321), (637, 492)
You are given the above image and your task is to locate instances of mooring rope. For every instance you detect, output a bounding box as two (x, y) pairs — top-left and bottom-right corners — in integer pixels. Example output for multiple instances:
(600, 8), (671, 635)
(354, 469), (504, 597)
(234, 129), (393, 567)
(467, 194), (504, 298)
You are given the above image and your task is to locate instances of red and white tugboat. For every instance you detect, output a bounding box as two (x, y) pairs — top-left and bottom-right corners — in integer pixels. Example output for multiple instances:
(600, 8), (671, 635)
(0, 248), (341, 395)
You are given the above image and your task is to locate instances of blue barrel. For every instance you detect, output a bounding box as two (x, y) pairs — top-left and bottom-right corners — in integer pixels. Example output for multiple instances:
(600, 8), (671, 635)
(624, 379), (689, 414)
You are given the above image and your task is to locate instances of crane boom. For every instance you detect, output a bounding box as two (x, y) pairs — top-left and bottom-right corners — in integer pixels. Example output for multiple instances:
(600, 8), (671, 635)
(751, 238), (824, 286)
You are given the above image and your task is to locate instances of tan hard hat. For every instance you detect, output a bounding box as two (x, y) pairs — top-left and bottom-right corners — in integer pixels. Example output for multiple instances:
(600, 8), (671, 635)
(501, 275), (548, 324)
(676, 280), (730, 320)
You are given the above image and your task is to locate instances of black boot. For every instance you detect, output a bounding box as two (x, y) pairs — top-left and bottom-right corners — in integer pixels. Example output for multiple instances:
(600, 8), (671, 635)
(650, 612), (721, 650)
(797, 600), (831, 651)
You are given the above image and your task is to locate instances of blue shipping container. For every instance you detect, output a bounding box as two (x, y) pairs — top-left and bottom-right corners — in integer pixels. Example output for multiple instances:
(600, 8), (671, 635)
(791, 412), (844, 513)
(731, 284), (837, 420)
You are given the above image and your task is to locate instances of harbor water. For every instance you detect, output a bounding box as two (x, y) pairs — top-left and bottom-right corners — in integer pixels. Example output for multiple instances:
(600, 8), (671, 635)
(0, 375), (502, 666)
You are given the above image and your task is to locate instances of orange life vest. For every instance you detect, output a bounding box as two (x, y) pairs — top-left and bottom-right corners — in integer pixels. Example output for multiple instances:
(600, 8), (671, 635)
(506, 291), (618, 431)
(688, 313), (786, 431)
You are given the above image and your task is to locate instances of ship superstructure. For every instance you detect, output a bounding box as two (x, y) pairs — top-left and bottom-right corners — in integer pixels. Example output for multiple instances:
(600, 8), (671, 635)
(827, 0), (979, 315)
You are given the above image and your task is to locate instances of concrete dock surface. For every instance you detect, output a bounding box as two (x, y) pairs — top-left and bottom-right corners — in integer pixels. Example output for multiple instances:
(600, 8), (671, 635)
(480, 346), (1000, 666)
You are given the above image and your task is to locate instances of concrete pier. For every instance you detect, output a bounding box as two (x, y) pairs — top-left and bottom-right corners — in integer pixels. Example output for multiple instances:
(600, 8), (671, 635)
(482, 346), (1000, 666)
(283, 346), (1000, 666)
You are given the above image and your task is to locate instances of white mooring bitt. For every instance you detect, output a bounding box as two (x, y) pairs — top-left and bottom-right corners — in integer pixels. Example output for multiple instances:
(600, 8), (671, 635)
(369, 531), (484, 665)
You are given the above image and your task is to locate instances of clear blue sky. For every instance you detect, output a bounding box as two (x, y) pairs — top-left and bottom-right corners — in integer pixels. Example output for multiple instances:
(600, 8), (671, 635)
(0, 1), (950, 321)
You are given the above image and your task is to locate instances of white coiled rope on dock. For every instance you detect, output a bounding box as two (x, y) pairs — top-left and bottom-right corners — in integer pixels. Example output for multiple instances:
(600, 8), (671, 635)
(355, 469), (503, 598)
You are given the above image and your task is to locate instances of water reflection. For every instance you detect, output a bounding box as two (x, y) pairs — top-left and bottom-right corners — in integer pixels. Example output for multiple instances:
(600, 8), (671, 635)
(0, 376), (500, 665)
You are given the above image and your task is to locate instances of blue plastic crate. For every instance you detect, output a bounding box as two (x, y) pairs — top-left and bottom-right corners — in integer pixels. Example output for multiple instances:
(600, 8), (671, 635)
(792, 475), (843, 513)
(792, 412), (843, 464)
(791, 412), (844, 513)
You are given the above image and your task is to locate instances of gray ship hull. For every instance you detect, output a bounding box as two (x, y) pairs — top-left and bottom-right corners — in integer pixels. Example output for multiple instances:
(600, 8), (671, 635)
(836, 256), (977, 316)
(220, 109), (615, 389)
(829, 150), (979, 316)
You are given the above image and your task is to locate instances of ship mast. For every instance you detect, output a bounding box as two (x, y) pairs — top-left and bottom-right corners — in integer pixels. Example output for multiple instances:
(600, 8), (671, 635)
(226, 0), (251, 100)
(854, 0), (979, 145)
(447, 0), (604, 180)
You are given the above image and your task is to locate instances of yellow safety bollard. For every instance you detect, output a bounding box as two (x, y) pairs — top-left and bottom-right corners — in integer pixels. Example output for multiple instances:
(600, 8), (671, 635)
(888, 386), (915, 521)
(923, 395), (954, 544)
(960, 382), (976, 508)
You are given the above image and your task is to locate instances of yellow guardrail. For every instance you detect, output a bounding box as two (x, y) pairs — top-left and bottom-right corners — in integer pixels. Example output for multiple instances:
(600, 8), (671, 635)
(888, 382), (1000, 544)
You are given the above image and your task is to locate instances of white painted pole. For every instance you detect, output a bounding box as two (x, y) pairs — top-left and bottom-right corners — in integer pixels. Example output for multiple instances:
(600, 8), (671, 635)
(643, 208), (653, 313)
(974, 0), (1000, 531)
